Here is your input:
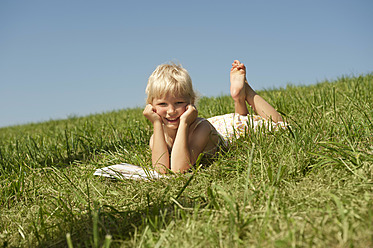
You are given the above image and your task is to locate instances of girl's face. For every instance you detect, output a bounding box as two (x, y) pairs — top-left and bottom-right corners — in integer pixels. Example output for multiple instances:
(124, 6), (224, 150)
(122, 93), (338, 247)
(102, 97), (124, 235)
(152, 94), (190, 129)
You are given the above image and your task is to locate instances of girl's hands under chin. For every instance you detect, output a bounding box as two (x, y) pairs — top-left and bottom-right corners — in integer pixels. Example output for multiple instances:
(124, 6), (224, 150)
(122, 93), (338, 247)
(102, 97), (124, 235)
(180, 104), (198, 125)
(143, 104), (162, 124)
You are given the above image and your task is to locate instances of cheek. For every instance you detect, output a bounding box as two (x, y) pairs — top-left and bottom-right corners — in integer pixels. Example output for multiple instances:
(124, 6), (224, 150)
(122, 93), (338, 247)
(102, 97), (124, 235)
(156, 107), (167, 115)
(179, 105), (188, 113)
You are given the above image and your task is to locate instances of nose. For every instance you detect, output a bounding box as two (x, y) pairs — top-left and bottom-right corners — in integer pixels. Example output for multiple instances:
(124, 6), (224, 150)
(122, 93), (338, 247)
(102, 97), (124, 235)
(167, 105), (176, 115)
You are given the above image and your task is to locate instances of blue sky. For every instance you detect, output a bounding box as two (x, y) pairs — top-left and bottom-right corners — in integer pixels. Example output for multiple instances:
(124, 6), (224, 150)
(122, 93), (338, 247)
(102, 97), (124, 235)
(1, 0), (372, 127)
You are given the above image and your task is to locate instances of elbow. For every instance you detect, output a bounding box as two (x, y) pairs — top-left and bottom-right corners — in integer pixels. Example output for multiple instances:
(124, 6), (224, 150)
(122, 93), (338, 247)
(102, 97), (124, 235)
(154, 165), (168, 174)
(170, 163), (191, 174)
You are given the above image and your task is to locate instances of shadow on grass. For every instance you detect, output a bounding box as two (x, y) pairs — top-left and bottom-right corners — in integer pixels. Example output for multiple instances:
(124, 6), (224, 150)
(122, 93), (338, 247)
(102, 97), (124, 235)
(37, 195), (191, 248)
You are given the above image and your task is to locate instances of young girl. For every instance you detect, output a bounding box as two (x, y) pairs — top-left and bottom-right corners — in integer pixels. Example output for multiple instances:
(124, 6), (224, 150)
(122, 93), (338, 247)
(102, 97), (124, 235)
(143, 60), (286, 174)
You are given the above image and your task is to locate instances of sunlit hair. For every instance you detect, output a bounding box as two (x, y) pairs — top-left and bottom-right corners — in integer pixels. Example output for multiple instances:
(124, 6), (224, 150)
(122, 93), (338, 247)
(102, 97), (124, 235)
(146, 63), (197, 104)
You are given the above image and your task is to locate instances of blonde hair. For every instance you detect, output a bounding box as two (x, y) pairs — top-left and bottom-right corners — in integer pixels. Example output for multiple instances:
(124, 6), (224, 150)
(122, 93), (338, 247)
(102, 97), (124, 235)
(146, 63), (197, 104)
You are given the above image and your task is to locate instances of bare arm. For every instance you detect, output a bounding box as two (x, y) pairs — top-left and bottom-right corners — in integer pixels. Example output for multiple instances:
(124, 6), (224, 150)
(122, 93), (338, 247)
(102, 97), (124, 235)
(150, 122), (170, 173)
(143, 104), (169, 173)
(170, 121), (191, 173)
(170, 106), (212, 173)
(170, 105), (198, 173)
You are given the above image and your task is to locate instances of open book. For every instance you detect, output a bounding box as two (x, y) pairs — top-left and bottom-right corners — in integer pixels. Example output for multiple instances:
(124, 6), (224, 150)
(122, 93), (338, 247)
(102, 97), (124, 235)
(94, 163), (164, 180)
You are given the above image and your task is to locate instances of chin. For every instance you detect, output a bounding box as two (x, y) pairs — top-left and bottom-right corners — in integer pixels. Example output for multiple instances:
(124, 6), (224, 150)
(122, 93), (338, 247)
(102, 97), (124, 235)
(165, 123), (179, 129)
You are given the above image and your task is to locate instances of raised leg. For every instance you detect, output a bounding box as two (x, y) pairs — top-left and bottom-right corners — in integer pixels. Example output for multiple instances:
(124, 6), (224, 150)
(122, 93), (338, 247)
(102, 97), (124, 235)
(230, 60), (283, 122)
(230, 60), (249, 115)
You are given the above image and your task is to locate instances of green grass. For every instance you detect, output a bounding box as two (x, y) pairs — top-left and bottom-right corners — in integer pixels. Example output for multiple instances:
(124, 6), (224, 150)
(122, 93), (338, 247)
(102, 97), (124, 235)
(1, 74), (372, 247)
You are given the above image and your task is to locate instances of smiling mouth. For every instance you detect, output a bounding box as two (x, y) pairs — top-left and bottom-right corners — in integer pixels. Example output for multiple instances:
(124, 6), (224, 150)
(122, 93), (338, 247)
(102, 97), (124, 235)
(165, 117), (180, 123)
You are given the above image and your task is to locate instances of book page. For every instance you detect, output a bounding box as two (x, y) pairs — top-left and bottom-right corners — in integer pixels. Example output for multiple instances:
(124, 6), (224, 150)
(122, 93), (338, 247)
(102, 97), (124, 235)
(94, 163), (164, 180)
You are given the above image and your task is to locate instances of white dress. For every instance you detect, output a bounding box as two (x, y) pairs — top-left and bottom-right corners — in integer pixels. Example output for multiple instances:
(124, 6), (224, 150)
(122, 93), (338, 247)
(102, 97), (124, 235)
(207, 113), (287, 143)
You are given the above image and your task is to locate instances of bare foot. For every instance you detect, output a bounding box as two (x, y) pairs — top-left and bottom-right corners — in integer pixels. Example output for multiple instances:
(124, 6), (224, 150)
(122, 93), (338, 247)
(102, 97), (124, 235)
(230, 60), (247, 102)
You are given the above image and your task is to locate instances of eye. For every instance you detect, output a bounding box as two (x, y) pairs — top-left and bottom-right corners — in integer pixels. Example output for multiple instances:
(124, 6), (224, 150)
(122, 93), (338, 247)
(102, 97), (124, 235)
(176, 101), (185, 105)
(158, 102), (167, 106)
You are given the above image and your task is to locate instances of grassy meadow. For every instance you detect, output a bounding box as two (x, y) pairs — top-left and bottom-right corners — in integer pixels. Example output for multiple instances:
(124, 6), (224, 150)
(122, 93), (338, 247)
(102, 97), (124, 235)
(0, 74), (372, 247)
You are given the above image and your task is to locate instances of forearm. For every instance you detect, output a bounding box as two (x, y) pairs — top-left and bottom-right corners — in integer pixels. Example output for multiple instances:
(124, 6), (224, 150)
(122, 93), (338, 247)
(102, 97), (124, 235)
(152, 122), (169, 173)
(170, 123), (192, 173)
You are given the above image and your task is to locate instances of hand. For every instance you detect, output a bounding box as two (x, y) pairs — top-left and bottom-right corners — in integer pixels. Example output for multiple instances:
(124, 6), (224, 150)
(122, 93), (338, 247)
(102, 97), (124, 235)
(180, 104), (198, 125)
(143, 104), (162, 124)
